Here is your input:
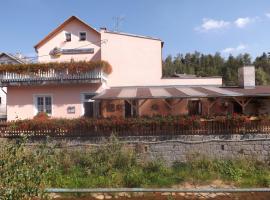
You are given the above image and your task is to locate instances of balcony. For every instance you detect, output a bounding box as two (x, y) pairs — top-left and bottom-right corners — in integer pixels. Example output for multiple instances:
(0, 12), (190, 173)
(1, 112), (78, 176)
(0, 61), (111, 86)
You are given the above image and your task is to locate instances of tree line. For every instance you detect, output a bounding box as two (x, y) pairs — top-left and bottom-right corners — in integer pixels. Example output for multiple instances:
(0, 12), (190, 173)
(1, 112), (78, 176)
(162, 52), (270, 85)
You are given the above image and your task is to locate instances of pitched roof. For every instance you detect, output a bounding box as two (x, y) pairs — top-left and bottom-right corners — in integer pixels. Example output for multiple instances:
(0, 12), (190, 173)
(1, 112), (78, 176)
(93, 86), (270, 100)
(0, 52), (27, 64)
(34, 16), (100, 50)
(103, 30), (163, 42)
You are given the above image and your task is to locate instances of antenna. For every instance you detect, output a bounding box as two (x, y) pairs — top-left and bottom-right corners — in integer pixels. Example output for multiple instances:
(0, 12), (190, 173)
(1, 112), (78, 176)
(113, 16), (125, 32)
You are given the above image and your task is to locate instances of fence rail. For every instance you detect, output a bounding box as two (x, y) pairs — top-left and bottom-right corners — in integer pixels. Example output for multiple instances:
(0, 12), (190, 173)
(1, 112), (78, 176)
(45, 187), (270, 193)
(1, 119), (270, 138)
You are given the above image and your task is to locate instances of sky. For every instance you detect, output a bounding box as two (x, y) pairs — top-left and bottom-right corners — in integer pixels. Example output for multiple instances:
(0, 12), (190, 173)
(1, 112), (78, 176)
(1, 0), (270, 60)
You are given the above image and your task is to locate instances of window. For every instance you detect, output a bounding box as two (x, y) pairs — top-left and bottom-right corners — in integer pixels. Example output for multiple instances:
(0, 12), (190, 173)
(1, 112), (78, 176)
(79, 32), (86, 41)
(65, 32), (71, 42)
(36, 96), (52, 115)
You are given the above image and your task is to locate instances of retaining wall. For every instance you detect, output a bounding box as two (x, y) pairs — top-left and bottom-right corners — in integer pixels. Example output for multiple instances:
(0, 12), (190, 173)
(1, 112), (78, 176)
(7, 133), (270, 164)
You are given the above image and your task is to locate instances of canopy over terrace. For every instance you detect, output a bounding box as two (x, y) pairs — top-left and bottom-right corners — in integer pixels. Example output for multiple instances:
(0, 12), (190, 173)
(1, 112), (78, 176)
(94, 86), (270, 116)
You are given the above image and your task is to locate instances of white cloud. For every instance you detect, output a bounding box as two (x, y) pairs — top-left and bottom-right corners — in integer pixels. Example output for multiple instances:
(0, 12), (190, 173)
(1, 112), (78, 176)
(234, 17), (259, 28)
(196, 18), (230, 31)
(196, 16), (259, 32)
(265, 13), (270, 18)
(222, 44), (248, 54)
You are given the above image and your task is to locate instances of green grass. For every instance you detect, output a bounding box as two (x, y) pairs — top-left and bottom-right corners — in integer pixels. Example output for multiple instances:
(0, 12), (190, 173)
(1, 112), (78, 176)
(45, 139), (270, 188)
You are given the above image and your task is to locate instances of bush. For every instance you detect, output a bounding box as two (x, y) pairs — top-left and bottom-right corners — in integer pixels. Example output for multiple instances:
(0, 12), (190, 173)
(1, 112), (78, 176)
(123, 168), (144, 187)
(0, 138), (56, 199)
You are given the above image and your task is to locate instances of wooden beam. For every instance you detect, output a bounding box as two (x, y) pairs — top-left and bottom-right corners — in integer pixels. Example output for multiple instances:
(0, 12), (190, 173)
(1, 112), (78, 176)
(243, 97), (253, 108)
(125, 99), (138, 111)
(171, 99), (183, 107)
(232, 97), (253, 113)
(139, 99), (148, 108)
(162, 99), (183, 109)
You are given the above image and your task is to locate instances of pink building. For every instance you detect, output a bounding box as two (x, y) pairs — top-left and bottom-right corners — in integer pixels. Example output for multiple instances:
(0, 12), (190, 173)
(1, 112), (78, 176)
(3, 16), (270, 120)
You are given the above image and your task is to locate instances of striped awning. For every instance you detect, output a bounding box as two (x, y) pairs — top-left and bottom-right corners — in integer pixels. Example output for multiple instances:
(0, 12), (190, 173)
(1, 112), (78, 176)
(93, 86), (270, 100)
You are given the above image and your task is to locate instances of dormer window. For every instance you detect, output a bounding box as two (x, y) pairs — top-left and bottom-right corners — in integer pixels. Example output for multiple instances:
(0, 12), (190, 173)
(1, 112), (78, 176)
(79, 32), (86, 41)
(65, 32), (71, 42)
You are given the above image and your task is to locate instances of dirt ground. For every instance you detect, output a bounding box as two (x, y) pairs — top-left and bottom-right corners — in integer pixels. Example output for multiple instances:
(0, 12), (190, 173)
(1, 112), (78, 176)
(53, 180), (270, 200)
(54, 192), (270, 200)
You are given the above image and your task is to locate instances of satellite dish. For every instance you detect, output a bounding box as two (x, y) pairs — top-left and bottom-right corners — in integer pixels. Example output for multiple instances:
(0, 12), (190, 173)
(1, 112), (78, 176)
(50, 47), (62, 57)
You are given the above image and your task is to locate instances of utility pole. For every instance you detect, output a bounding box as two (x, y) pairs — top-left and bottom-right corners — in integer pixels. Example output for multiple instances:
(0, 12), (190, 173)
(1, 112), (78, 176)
(113, 16), (125, 32)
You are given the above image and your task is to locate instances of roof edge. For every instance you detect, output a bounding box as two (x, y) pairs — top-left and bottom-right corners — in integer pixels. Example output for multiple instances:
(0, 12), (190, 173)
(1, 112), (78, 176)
(0, 53), (27, 64)
(103, 30), (163, 42)
(34, 16), (100, 51)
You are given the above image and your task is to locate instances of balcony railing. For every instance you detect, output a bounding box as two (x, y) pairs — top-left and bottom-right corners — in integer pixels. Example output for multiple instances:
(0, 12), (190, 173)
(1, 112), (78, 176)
(0, 69), (108, 86)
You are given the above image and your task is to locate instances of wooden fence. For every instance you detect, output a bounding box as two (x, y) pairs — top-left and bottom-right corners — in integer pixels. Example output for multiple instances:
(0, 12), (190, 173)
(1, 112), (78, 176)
(1, 119), (270, 138)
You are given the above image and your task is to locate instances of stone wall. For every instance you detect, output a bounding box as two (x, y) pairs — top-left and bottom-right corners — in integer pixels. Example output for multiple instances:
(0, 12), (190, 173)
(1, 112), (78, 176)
(16, 133), (270, 165)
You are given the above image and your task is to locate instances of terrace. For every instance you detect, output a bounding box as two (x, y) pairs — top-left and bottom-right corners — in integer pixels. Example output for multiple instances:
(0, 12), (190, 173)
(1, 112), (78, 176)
(0, 61), (112, 86)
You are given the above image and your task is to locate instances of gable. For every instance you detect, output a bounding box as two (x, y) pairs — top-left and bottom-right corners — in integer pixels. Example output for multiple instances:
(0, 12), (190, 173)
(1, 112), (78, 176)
(34, 16), (100, 51)
(0, 53), (25, 64)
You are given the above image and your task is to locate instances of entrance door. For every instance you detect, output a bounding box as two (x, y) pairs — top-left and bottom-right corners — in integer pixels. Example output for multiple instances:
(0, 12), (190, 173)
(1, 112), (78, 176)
(84, 102), (94, 117)
(233, 102), (243, 114)
(188, 100), (202, 115)
(124, 100), (137, 118)
(82, 93), (99, 118)
(125, 100), (132, 118)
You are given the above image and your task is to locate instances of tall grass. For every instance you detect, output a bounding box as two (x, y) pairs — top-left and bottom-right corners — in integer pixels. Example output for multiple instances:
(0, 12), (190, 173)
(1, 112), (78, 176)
(47, 138), (270, 188)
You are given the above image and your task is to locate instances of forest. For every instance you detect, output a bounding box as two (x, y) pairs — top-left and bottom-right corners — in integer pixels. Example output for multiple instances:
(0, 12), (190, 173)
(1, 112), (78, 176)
(162, 52), (270, 85)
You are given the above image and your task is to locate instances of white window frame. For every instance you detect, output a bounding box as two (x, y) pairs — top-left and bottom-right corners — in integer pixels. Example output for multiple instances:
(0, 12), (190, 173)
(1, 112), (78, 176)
(33, 94), (53, 116)
(79, 31), (87, 41)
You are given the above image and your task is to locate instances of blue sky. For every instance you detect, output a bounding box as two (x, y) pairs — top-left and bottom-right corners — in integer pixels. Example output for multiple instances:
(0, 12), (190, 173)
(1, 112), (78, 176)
(1, 0), (270, 60)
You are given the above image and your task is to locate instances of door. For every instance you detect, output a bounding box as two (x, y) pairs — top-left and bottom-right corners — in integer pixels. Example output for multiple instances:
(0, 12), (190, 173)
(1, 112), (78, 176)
(84, 102), (94, 117)
(82, 93), (99, 118)
(233, 102), (243, 114)
(125, 100), (132, 118)
(124, 100), (137, 118)
(188, 100), (202, 115)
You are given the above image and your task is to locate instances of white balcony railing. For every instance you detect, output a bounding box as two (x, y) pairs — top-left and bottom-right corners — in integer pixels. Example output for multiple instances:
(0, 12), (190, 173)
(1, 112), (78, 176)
(0, 69), (107, 85)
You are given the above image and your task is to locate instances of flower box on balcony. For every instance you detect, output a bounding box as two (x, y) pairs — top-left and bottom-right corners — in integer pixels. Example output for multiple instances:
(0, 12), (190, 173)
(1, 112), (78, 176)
(0, 61), (112, 86)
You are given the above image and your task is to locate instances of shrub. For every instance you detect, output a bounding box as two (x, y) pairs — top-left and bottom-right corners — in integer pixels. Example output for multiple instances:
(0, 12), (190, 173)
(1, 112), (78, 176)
(33, 112), (49, 120)
(0, 138), (56, 199)
(123, 168), (144, 187)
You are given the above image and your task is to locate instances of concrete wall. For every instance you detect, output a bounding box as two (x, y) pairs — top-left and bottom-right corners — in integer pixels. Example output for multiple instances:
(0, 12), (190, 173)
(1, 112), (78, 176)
(100, 30), (222, 87)
(0, 88), (7, 118)
(36, 19), (101, 63)
(7, 84), (104, 120)
(100, 31), (163, 87)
